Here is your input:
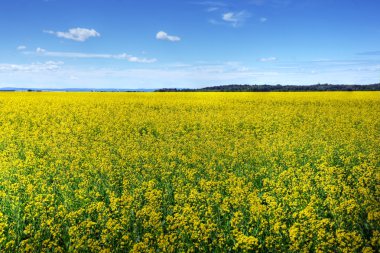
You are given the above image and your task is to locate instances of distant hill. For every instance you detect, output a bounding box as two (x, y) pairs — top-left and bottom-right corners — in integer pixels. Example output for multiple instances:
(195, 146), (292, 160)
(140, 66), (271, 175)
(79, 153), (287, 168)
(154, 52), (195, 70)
(155, 83), (380, 92)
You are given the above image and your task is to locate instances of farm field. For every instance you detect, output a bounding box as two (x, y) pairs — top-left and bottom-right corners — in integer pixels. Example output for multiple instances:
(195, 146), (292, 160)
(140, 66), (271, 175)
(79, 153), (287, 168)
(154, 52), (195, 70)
(0, 92), (379, 252)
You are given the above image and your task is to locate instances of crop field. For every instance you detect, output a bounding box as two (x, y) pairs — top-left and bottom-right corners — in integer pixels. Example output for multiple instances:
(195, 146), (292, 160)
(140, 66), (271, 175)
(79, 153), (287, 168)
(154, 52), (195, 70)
(0, 92), (379, 252)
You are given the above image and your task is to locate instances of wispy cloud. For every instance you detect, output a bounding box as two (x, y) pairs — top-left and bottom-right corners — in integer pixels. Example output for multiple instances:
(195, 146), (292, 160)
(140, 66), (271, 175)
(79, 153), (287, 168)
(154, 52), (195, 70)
(259, 57), (277, 62)
(44, 27), (100, 42)
(31, 48), (157, 63)
(259, 17), (268, 22)
(0, 61), (63, 72)
(258, 56), (277, 62)
(194, 1), (226, 12)
(194, 1), (252, 27)
(249, 0), (266, 6)
(17, 45), (27, 51)
(250, 0), (293, 7)
(208, 19), (222, 25)
(222, 11), (251, 27)
(156, 31), (181, 42)
(207, 7), (219, 12)
(193, 1), (227, 7)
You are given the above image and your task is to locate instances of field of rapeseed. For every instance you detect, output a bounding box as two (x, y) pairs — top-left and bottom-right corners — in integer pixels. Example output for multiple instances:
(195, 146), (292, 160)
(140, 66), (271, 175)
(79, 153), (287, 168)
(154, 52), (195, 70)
(0, 92), (379, 252)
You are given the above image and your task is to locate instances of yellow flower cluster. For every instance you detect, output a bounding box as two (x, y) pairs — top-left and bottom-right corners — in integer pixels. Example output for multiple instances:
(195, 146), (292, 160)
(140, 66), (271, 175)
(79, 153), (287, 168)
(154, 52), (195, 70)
(0, 91), (379, 252)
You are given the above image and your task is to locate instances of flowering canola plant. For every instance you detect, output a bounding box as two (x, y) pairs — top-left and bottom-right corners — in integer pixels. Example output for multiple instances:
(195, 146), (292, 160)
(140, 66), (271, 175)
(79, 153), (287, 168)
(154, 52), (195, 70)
(0, 92), (379, 252)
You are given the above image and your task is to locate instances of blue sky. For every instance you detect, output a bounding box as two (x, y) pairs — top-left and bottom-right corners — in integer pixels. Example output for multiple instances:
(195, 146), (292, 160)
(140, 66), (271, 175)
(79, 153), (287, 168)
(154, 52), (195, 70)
(0, 0), (379, 88)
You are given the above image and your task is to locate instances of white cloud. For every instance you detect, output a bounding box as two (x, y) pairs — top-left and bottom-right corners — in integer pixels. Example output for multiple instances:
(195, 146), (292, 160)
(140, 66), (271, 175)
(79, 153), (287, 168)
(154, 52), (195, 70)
(32, 48), (157, 63)
(259, 57), (277, 62)
(17, 45), (27, 51)
(260, 17), (268, 22)
(0, 61), (63, 72)
(36, 47), (46, 53)
(222, 11), (250, 27)
(156, 31), (181, 42)
(44, 27), (100, 42)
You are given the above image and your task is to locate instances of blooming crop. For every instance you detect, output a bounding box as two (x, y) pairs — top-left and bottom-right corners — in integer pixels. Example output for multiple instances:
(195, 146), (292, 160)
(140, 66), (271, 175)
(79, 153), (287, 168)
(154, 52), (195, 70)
(0, 92), (379, 252)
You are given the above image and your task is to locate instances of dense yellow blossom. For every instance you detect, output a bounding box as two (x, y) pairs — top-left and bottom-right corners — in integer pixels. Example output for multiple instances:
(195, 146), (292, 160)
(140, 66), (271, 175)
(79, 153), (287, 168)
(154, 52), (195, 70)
(0, 91), (379, 252)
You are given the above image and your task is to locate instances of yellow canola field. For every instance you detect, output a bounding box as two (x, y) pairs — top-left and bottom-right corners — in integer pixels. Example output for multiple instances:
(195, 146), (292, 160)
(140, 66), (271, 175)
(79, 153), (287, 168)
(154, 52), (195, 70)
(0, 92), (379, 252)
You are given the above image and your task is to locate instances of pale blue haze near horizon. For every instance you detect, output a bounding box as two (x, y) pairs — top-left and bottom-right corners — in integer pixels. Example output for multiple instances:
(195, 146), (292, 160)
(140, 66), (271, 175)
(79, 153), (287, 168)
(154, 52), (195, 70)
(0, 0), (379, 89)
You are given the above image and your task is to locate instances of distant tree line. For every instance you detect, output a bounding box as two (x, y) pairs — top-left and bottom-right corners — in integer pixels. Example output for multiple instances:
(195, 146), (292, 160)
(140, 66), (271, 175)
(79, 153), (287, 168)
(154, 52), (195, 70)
(155, 83), (380, 92)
